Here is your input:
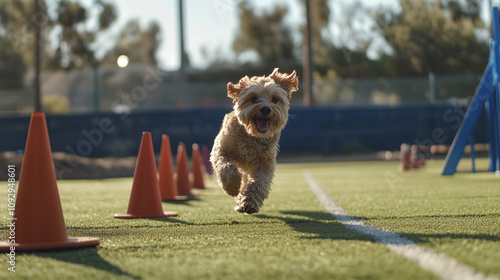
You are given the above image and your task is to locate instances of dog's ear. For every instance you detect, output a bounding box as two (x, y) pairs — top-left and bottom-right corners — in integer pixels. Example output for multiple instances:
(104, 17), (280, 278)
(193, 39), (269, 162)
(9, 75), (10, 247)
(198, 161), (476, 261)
(227, 75), (250, 100)
(269, 68), (299, 98)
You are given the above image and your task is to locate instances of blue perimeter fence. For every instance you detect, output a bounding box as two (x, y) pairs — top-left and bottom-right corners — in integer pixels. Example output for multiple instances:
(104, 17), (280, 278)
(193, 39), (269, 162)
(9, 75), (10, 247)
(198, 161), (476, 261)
(0, 104), (489, 158)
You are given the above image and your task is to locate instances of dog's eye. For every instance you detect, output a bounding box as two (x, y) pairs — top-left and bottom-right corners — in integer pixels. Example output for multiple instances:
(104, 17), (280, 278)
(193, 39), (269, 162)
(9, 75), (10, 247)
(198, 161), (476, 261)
(251, 96), (258, 103)
(271, 98), (278, 104)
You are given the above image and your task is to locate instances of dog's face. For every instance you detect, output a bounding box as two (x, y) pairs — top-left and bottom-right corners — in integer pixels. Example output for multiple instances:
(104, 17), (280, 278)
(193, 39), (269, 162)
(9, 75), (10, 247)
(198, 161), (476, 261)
(227, 68), (299, 138)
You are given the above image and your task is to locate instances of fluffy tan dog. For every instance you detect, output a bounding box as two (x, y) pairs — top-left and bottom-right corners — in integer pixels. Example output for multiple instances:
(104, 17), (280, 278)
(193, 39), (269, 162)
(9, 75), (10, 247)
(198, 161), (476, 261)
(210, 68), (298, 214)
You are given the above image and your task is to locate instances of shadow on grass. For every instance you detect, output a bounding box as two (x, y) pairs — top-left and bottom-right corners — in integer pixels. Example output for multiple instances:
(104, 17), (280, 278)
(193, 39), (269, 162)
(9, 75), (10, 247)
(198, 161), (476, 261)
(145, 217), (192, 224)
(162, 194), (202, 205)
(33, 247), (139, 279)
(257, 210), (499, 244)
(256, 210), (374, 241)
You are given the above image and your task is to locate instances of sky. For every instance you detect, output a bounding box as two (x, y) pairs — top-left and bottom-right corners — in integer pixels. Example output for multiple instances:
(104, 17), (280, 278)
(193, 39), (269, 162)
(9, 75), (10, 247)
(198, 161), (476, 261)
(90, 0), (493, 71)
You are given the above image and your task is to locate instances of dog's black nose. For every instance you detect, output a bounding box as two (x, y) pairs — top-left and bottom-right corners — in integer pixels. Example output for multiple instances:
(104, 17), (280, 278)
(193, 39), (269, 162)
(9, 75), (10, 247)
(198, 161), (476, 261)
(260, 106), (271, 116)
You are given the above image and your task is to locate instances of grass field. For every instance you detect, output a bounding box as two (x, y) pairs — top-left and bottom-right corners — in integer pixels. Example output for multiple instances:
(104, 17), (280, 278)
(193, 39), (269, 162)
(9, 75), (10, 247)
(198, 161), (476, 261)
(1, 158), (499, 280)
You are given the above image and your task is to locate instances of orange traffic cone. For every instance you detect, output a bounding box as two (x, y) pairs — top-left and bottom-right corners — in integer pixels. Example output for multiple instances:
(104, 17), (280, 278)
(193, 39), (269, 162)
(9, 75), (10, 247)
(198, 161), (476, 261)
(400, 143), (411, 171)
(115, 132), (178, 219)
(0, 112), (99, 251)
(201, 144), (213, 175)
(191, 143), (206, 189)
(158, 135), (188, 201)
(410, 145), (425, 168)
(176, 142), (194, 196)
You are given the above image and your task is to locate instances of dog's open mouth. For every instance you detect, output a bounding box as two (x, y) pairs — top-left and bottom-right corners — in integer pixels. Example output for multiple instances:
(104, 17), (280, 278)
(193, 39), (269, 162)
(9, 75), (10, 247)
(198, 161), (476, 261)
(254, 118), (270, 133)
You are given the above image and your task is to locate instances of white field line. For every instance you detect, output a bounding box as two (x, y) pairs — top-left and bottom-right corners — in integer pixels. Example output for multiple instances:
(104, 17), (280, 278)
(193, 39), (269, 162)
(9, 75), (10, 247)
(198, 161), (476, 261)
(303, 171), (499, 280)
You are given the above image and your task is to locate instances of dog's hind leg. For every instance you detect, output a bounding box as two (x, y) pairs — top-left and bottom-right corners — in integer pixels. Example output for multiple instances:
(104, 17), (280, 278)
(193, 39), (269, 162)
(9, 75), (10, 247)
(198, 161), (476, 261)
(211, 155), (241, 197)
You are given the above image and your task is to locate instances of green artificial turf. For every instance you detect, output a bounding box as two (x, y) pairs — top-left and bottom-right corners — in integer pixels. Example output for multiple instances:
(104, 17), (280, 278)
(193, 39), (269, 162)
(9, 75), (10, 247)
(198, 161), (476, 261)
(0, 158), (499, 280)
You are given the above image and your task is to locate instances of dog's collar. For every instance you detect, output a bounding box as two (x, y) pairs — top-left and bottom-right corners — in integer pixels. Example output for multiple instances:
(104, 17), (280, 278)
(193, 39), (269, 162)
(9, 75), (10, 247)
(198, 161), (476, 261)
(256, 136), (276, 150)
(258, 139), (269, 150)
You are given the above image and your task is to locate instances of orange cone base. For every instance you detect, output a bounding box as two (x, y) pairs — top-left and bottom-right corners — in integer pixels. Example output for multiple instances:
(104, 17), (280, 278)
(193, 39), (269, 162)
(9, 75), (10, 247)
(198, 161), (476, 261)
(0, 237), (99, 251)
(191, 190), (200, 196)
(114, 211), (178, 219)
(162, 195), (189, 202)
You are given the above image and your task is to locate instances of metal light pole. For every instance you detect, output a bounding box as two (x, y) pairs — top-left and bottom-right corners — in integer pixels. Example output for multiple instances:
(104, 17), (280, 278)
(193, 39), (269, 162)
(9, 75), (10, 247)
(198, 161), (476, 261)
(302, 0), (315, 106)
(34, 0), (42, 112)
(177, 0), (189, 106)
(93, 57), (100, 112)
(179, 0), (187, 77)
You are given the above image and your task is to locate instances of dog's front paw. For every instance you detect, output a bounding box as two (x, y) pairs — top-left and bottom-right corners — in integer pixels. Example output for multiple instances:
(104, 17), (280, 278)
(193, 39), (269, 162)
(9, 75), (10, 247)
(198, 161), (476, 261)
(217, 162), (241, 197)
(235, 194), (260, 214)
(234, 203), (259, 214)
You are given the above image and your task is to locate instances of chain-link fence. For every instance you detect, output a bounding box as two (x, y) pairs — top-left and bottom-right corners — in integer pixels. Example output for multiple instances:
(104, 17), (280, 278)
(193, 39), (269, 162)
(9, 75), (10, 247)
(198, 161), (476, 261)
(314, 74), (482, 106)
(0, 66), (483, 115)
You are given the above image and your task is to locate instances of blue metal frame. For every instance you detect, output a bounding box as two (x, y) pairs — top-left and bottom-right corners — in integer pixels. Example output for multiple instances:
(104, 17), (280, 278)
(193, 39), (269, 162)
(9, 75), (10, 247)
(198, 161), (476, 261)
(442, 7), (500, 175)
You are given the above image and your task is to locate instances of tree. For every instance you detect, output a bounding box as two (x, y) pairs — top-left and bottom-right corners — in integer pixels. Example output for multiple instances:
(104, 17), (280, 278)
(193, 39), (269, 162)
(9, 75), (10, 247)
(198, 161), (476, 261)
(0, 0), (117, 74)
(100, 19), (162, 66)
(444, 0), (482, 25)
(0, 35), (26, 88)
(373, 0), (489, 76)
(301, 0), (383, 79)
(233, 1), (296, 64)
(48, 0), (117, 69)
(0, 0), (52, 88)
(299, 0), (489, 78)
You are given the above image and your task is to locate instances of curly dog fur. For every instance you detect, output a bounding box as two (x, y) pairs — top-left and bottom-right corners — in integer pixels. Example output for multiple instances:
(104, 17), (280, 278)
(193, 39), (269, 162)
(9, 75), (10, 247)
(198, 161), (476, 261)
(210, 68), (298, 214)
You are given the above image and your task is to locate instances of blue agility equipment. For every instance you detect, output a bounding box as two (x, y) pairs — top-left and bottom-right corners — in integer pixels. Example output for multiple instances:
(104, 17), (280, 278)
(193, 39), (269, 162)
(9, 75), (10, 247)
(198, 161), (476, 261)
(442, 7), (500, 176)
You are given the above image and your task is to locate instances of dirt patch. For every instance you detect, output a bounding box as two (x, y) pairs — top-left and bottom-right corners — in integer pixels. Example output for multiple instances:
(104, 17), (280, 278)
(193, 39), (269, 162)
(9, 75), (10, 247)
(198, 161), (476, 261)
(0, 151), (137, 180)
